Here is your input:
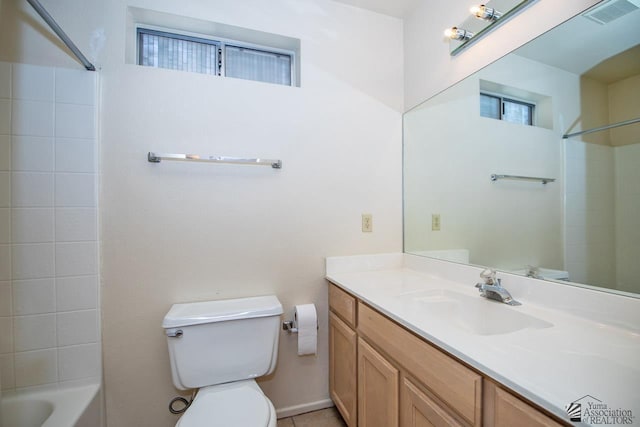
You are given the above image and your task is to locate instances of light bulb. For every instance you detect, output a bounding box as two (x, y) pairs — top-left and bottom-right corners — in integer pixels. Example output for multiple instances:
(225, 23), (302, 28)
(444, 27), (474, 41)
(470, 4), (502, 21)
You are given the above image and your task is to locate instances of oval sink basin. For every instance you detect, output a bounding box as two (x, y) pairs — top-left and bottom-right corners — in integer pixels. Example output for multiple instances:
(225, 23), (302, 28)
(400, 289), (553, 336)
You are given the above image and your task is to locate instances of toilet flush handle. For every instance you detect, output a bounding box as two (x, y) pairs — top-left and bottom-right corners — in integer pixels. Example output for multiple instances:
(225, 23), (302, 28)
(166, 328), (183, 338)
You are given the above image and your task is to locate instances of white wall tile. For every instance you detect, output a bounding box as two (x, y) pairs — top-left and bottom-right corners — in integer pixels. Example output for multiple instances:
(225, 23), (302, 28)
(0, 99), (10, 134)
(55, 242), (97, 276)
(55, 104), (95, 139)
(57, 310), (97, 346)
(12, 64), (54, 102)
(0, 244), (11, 281)
(0, 353), (15, 390)
(11, 172), (54, 207)
(55, 139), (95, 173)
(55, 173), (95, 207)
(12, 243), (54, 280)
(0, 317), (13, 353)
(12, 100), (54, 137)
(12, 136), (54, 172)
(0, 172), (10, 207)
(58, 343), (99, 381)
(0, 208), (10, 244)
(0, 62), (10, 99)
(55, 69), (95, 106)
(0, 281), (11, 316)
(56, 276), (97, 312)
(12, 208), (54, 243)
(0, 135), (10, 170)
(13, 279), (56, 315)
(14, 314), (56, 351)
(14, 348), (57, 387)
(55, 208), (97, 241)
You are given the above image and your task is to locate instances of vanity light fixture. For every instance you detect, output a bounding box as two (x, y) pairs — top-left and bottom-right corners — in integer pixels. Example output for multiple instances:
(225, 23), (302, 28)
(470, 4), (503, 21)
(444, 27), (474, 41)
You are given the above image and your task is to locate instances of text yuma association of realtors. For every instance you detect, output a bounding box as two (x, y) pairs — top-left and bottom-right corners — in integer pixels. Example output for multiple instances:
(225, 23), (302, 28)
(582, 401), (634, 425)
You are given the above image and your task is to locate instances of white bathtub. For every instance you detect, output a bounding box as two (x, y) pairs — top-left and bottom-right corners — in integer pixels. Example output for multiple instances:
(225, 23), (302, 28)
(1, 383), (100, 427)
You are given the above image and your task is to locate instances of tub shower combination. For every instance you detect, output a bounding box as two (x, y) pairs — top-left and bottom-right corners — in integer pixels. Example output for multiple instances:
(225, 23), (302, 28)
(1, 2), (102, 427)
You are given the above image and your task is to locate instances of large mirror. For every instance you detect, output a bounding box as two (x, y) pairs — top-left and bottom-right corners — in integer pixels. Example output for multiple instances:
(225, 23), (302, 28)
(404, 1), (640, 296)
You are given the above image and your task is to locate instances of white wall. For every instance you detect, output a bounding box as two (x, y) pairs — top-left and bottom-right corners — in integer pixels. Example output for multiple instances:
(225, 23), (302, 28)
(0, 62), (101, 392)
(403, 0), (601, 110)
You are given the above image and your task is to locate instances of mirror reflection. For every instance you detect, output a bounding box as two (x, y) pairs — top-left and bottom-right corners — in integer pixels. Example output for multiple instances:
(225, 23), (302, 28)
(404, 2), (640, 295)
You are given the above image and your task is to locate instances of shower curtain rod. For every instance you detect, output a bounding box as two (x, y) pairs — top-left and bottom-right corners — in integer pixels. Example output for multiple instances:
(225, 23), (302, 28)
(26, 0), (96, 71)
(562, 117), (640, 139)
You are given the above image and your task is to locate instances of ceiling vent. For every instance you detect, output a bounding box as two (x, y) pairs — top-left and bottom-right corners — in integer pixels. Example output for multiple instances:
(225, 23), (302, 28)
(582, 0), (640, 24)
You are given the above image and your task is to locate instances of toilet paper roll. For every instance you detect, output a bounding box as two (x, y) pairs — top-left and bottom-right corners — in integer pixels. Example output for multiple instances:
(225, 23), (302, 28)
(294, 304), (318, 356)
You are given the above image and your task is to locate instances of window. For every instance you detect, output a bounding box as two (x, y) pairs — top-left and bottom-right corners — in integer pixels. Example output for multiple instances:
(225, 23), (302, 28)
(137, 27), (294, 86)
(480, 93), (535, 126)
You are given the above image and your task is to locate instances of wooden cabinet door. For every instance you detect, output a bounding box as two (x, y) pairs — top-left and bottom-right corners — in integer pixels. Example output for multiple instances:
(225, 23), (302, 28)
(401, 377), (464, 427)
(358, 338), (399, 427)
(330, 312), (357, 427)
(484, 382), (564, 427)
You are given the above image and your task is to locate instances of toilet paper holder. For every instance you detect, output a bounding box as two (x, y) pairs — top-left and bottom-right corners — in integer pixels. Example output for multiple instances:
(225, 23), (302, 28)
(282, 321), (297, 333)
(282, 320), (319, 334)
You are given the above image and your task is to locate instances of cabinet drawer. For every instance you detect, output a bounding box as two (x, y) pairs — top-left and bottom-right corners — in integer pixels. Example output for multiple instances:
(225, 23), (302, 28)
(358, 302), (482, 427)
(329, 283), (356, 328)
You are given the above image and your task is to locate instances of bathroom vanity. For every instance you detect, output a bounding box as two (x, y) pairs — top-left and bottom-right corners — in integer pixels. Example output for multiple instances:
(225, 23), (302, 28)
(326, 254), (640, 427)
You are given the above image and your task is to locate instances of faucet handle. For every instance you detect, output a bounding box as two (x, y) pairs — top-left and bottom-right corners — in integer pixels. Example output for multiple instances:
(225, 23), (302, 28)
(479, 268), (497, 285)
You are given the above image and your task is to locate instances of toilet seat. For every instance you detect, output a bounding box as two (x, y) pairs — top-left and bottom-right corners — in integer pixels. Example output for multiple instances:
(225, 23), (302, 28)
(176, 380), (275, 427)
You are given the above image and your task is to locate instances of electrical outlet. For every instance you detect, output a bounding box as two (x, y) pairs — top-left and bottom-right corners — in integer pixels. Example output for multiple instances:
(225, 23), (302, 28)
(362, 214), (373, 232)
(432, 214), (441, 231)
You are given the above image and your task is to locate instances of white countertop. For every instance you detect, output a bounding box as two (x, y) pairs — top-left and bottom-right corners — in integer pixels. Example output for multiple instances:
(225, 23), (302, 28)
(326, 253), (640, 426)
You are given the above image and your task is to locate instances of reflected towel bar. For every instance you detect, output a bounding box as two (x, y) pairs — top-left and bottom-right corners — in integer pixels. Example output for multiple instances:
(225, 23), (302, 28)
(148, 152), (282, 169)
(491, 174), (555, 184)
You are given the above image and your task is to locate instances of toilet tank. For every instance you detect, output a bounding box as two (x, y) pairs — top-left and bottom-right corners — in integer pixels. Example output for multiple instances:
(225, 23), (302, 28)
(162, 296), (283, 390)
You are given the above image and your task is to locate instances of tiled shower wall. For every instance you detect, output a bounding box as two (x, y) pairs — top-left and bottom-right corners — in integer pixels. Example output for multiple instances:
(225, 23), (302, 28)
(564, 139), (616, 289)
(0, 62), (100, 391)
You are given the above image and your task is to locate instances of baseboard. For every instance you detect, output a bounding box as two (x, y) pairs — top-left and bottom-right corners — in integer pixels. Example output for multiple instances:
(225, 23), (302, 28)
(276, 398), (335, 419)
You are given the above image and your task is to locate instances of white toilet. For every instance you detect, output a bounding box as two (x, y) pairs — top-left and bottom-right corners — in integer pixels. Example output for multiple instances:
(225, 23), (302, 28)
(162, 295), (283, 427)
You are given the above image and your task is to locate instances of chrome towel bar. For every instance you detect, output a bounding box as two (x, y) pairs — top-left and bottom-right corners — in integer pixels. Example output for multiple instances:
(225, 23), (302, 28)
(148, 152), (282, 169)
(491, 174), (555, 184)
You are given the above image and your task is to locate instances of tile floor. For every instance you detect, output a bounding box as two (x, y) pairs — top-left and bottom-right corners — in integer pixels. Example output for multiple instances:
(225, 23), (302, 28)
(277, 407), (347, 427)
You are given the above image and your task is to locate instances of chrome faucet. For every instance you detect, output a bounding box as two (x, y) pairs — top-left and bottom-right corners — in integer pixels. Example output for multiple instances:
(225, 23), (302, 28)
(475, 269), (521, 306)
(524, 265), (542, 279)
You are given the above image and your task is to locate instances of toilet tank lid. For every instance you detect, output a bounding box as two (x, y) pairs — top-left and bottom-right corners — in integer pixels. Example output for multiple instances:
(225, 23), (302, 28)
(162, 296), (283, 328)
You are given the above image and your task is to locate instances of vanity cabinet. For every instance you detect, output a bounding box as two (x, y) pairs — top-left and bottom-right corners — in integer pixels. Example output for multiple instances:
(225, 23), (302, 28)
(328, 282), (569, 427)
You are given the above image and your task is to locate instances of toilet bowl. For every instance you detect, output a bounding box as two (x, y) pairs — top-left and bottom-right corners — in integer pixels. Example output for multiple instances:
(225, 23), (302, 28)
(175, 381), (276, 427)
(163, 296), (283, 427)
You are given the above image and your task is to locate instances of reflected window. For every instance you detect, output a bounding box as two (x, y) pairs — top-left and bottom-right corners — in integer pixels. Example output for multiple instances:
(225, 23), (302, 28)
(480, 93), (534, 126)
